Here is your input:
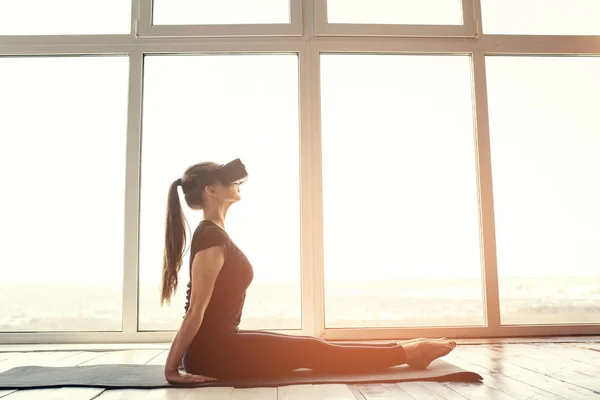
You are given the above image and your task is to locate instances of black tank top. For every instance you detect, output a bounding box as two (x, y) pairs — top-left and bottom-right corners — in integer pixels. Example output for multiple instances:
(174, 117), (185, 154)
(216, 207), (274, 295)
(184, 220), (254, 335)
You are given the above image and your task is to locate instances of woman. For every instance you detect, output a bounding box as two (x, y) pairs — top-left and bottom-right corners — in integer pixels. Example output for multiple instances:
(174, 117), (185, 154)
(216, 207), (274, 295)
(161, 159), (457, 384)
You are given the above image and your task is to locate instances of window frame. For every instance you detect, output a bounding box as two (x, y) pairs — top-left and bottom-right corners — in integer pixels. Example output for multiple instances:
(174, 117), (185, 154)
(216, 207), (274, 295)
(136, 0), (304, 38)
(1, 0), (600, 345)
(313, 0), (478, 38)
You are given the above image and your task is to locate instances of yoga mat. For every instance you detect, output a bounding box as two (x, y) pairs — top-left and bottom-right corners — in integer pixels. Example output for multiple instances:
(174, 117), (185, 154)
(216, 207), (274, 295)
(0, 360), (482, 389)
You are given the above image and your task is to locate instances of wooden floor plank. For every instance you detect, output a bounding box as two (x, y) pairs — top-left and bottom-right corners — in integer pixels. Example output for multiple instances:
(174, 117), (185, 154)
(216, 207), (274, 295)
(347, 385), (367, 400)
(278, 384), (317, 400)
(580, 342), (600, 350)
(86, 389), (146, 400)
(486, 344), (600, 393)
(81, 349), (165, 366)
(445, 350), (565, 400)
(529, 343), (600, 367)
(354, 383), (414, 400)
(0, 354), (23, 365)
(53, 351), (110, 366)
(467, 345), (599, 399)
(145, 387), (235, 400)
(508, 343), (600, 370)
(442, 381), (516, 400)
(431, 350), (517, 400)
(397, 382), (443, 399)
(400, 382), (483, 400)
(456, 345), (600, 399)
(145, 350), (168, 366)
(230, 387), (277, 400)
(568, 342), (600, 352)
(311, 384), (358, 399)
(416, 382), (470, 399)
(0, 344), (169, 353)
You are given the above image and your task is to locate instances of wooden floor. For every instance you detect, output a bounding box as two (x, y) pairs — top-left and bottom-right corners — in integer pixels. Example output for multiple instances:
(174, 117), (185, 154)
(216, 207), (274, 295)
(1, 341), (599, 399)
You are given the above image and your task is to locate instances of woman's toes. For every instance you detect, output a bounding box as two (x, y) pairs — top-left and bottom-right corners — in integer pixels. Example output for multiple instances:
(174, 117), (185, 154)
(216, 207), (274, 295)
(404, 340), (456, 369)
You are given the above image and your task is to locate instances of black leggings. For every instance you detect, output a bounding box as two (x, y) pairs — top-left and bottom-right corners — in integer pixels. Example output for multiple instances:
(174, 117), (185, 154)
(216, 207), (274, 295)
(184, 330), (407, 379)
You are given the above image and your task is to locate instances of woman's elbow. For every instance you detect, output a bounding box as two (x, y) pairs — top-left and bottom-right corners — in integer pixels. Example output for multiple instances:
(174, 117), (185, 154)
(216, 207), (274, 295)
(184, 307), (205, 328)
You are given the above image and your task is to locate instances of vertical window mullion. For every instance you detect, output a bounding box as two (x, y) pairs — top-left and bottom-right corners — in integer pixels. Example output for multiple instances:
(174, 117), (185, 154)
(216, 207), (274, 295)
(471, 51), (501, 331)
(122, 51), (144, 334)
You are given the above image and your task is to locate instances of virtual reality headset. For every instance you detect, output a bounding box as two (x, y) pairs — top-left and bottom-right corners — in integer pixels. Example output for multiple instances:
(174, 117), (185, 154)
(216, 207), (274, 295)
(200, 158), (248, 186)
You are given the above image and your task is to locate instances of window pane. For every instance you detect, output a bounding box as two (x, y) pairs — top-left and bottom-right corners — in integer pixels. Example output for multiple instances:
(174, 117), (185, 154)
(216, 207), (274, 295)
(321, 55), (483, 328)
(138, 54), (301, 331)
(326, 0), (463, 25)
(486, 56), (600, 325)
(152, 0), (290, 25)
(0, 56), (129, 331)
(481, 0), (600, 35)
(0, 1), (131, 35)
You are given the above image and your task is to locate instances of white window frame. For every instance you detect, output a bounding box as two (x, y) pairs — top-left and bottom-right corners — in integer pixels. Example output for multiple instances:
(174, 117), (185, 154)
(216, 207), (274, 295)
(0, 0), (599, 345)
(313, 0), (478, 38)
(136, 0), (304, 38)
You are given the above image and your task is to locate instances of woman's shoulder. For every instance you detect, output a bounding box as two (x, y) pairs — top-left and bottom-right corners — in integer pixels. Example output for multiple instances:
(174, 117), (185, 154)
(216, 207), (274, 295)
(191, 221), (231, 251)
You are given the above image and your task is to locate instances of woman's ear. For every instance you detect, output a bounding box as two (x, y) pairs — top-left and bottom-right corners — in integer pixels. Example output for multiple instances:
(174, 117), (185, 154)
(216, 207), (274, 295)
(204, 186), (217, 197)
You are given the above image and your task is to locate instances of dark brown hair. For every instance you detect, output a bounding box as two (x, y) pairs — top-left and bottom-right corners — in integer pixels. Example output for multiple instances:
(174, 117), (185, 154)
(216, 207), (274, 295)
(160, 161), (221, 306)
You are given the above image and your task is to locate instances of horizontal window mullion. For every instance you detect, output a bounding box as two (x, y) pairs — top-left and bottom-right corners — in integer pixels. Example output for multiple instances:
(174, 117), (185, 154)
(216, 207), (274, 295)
(2, 35), (600, 56)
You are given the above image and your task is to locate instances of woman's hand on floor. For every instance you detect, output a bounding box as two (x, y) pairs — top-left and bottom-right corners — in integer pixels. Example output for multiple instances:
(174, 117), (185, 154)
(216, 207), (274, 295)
(164, 367), (217, 384)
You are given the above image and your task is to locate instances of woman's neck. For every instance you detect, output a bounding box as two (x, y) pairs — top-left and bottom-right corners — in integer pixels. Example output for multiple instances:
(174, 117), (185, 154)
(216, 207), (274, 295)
(203, 206), (230, 230)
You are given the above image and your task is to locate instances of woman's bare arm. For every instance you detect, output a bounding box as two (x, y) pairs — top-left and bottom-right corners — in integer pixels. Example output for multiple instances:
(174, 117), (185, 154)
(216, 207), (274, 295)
(164, 245), (225, 376)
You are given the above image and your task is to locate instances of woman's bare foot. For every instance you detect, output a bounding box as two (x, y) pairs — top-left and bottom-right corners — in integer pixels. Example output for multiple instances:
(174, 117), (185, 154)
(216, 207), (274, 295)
(403, 340), (456, 369)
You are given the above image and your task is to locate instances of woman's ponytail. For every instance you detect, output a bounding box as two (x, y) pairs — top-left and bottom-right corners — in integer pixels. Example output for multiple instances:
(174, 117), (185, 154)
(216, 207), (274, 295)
(160, 179), (187, 306)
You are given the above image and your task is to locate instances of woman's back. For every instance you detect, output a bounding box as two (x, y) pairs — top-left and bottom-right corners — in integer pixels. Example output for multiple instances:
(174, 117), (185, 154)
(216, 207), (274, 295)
(184, 220), (254, 336)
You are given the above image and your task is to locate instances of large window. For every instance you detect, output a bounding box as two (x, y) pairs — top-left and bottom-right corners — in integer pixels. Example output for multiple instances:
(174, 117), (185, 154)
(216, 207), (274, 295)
(326, 0), (464, 25)
(152, 0), (291, 25)
(138, 54), (302, 331)
(321, 55), (484, 328)
(480, 0), (600, 35)
(0, 56), (129, 331)
(0, 1), (131, 35)
(1, 0), (599, 344)
(486, 56), (600, 325)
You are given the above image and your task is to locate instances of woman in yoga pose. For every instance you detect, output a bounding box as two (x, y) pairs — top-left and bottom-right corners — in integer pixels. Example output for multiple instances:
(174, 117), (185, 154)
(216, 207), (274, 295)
(161, 159), (457, 384)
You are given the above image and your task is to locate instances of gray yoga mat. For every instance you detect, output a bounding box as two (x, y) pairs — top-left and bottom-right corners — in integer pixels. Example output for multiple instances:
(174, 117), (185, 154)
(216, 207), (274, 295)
(0, 360), (481, 389)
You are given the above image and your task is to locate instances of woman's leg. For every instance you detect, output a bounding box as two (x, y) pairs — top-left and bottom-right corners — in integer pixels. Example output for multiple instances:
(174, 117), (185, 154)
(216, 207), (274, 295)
(186, 331), (454, 379)
(229, 332), (405, 378)
(238, 330), (448, 347)
(237, 330), (397, 347)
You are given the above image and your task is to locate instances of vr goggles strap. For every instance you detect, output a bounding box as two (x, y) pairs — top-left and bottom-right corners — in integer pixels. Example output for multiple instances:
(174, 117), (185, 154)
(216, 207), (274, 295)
(193, 158), (248, 188)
